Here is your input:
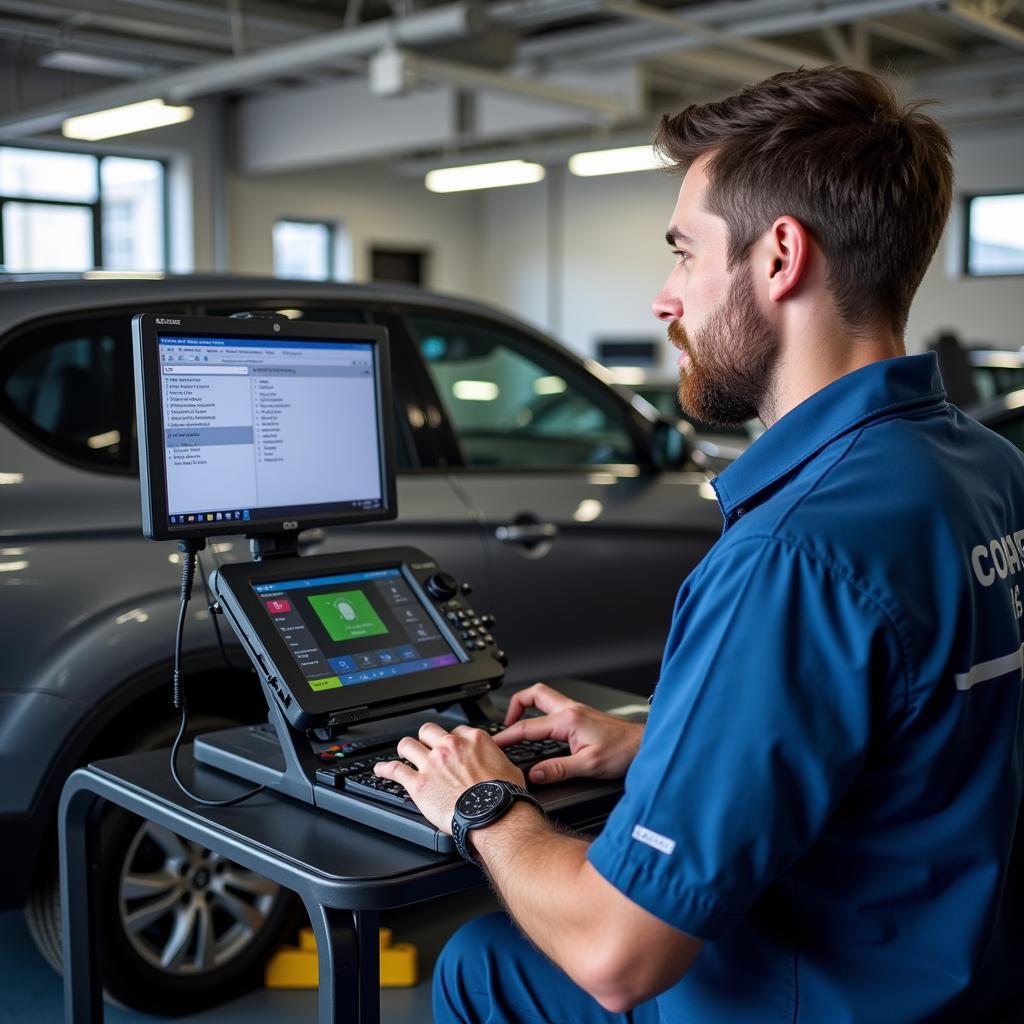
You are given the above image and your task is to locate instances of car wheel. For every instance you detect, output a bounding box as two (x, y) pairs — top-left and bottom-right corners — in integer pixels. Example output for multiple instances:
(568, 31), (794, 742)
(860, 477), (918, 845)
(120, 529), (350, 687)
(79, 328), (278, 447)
(25, 713), (299, 1015)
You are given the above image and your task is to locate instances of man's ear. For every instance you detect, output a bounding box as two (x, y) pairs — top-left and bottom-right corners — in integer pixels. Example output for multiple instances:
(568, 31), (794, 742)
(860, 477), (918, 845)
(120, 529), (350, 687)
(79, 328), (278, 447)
(763, 216), (809, 303)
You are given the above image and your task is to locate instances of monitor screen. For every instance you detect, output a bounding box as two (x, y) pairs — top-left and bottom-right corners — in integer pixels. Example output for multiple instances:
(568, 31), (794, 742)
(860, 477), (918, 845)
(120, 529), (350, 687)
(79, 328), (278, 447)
(252, 566), (463, 694)
(133, 314), (396, 540)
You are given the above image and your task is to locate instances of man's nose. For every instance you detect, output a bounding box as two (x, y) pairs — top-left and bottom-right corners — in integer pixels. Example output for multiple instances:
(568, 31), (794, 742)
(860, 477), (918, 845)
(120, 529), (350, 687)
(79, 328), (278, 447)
(652, 282), (683, 322)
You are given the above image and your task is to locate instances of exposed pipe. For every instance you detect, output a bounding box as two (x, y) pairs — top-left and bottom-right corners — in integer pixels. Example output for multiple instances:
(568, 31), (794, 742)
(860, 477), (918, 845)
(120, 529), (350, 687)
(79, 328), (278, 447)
(0, 1), (486, 135)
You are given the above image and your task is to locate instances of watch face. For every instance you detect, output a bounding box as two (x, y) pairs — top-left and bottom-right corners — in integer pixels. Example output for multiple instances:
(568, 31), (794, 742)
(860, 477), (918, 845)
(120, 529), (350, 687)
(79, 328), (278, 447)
(457, 782), (506, 820)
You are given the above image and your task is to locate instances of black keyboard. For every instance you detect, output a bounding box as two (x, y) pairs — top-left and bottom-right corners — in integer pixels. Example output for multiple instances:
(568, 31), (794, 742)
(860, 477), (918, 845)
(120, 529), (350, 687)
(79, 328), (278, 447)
(314, 724), (569, 811)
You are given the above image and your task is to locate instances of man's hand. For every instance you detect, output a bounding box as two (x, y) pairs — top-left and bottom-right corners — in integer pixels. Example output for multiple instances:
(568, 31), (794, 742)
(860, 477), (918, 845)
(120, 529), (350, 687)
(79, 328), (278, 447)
(374, 722), (525, 834)
(495, 683), (644, 785)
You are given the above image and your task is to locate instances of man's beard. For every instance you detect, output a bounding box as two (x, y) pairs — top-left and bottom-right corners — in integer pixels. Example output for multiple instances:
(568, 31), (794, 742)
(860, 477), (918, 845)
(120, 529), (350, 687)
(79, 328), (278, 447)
(669, 267), (780, 427)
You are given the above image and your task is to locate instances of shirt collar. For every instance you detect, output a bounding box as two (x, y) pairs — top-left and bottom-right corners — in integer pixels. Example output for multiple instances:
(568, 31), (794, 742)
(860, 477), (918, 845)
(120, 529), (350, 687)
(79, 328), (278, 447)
(712, 353), (947, 521)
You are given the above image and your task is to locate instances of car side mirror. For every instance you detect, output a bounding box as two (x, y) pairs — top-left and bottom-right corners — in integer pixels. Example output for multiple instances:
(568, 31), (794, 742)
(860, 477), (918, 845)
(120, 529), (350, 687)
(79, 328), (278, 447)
(651, 417), (693, 470)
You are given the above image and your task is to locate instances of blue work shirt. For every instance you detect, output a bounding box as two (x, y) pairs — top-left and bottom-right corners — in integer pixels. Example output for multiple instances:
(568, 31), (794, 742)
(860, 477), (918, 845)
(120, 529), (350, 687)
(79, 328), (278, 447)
(588, 354), (1024, 1022)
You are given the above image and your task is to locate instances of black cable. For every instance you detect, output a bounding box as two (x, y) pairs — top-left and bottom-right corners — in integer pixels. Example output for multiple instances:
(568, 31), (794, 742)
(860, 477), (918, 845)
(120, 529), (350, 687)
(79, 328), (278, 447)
(170, 539), (266, 808)
(197, 549), (233, 672)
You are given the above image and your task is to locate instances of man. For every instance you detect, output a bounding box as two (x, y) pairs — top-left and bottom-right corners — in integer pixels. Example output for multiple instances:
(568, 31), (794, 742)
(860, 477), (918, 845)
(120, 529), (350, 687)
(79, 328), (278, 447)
(375, 66), (1024, 1021)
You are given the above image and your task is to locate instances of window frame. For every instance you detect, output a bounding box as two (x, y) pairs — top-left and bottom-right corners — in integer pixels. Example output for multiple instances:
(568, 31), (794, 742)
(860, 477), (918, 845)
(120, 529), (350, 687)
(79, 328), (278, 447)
(272, 218), (336, 281)
(0, 144), (170, 272)
(404, 307), (655, 473)
(962, 190), (1024, 279)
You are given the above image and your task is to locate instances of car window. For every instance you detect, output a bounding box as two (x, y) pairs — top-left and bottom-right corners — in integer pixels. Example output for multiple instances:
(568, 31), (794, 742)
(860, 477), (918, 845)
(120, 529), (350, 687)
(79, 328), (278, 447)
(409, 314), (638, 468)
(0, 314), (137, 471)
(990, 412), (1024, 454)
(972, 364), (1024, 403)
(0, 307), (415, 473)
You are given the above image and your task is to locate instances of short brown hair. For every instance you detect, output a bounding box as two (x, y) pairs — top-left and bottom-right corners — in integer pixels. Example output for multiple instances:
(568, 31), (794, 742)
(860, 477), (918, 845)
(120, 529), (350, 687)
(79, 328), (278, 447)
(654, 66), (953, 335)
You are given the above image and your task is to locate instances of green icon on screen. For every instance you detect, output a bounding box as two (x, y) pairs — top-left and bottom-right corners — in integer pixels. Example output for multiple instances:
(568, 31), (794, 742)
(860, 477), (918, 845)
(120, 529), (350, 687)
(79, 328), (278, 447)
(307, 589), (388, 642)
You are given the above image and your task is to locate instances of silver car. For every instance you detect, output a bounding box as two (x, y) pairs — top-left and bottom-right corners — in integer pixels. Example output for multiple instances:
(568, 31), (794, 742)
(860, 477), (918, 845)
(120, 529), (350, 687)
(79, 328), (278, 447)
(0, 274), (722, 1012)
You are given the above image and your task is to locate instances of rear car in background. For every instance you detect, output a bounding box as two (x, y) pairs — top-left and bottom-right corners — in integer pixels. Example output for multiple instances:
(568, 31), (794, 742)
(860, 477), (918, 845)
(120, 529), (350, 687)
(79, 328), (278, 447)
(0, 274), (723, 1012)
(606, 368), (760, 471)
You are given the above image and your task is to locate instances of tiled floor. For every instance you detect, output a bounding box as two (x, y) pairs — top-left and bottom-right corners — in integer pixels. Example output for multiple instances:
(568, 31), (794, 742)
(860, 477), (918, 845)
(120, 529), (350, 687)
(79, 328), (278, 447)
(0, 886), (499, 1024)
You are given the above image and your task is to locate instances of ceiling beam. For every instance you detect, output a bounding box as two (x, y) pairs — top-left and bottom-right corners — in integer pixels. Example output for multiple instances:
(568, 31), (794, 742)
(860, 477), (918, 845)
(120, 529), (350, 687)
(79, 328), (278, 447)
(860, 17), (960, 59)
(601, 0), (828, 69)
(379, 48), (632, 119)
(944, 0), (1024, 52)
(0, 1), (487, 135)
(522, 0), (935, 72)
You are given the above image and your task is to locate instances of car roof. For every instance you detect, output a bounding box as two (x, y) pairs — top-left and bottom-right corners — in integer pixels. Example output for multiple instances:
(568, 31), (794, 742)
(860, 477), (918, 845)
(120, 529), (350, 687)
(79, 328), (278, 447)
(0, 273), (536, 344)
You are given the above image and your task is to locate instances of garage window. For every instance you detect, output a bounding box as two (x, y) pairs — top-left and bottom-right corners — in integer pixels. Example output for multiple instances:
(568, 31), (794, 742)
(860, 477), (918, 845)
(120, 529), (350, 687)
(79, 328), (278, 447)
(410, 314), (638, 469)
(0, 146), (166, 272)
(965, 192), (1024, 276)
(273, 220), (334, 280)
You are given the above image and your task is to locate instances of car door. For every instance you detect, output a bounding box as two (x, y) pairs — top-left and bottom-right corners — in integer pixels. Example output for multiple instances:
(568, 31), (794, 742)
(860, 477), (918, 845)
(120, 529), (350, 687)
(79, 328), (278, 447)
(404, 309), (722, 695)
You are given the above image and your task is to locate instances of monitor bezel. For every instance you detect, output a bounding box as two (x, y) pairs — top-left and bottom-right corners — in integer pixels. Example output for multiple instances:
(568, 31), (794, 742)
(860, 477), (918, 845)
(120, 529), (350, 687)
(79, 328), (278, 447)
(216, 549), (501, 721)
(133, 313), (397, 541)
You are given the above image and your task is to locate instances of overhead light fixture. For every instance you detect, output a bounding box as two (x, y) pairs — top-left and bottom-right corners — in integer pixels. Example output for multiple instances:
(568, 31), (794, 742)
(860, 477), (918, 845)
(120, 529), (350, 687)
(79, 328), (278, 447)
(425, 160), (545, 194)
(62, 99), (194, 141)
(452, 380), (500, 401)
(568, 145), (663, 177)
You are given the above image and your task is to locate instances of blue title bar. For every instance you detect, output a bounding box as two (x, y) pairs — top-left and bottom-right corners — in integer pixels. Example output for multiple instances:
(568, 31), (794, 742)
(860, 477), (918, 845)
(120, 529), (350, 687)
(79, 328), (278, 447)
(158, 335), (371, 351)
(254, 568), (401, 593)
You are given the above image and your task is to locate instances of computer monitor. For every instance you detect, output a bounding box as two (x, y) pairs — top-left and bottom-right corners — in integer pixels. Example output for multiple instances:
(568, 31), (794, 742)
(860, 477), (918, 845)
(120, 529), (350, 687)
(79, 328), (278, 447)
(132, 314), (396, 542)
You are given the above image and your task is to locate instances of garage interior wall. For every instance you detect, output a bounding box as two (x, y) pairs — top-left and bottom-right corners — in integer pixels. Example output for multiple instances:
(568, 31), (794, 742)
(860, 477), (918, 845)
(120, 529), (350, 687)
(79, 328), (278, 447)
(227, 163), (484, 296)
(224, 115), (1024, 364)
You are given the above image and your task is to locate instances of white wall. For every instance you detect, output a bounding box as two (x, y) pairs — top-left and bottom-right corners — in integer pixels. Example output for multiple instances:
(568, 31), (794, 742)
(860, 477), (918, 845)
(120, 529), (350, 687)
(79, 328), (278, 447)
(907, 121), (1024, 352)
(475, 120), (1024, 362)
(221, 119), (1024, 363)
(227, 162), (483, 296)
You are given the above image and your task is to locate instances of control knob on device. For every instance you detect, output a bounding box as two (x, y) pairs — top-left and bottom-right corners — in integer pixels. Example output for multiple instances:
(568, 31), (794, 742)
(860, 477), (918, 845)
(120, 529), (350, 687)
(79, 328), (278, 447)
(426, 572), (458, 600)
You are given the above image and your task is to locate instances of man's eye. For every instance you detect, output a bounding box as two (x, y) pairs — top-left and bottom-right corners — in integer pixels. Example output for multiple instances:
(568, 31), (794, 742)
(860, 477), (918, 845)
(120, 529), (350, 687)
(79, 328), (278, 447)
(672, 250), (691, 265)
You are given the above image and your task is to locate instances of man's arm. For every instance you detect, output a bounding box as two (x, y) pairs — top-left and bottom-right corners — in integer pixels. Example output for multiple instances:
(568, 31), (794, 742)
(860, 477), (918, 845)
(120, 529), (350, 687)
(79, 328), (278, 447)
(471, 803), (703, 1013)
(374, 711), (702, 1012)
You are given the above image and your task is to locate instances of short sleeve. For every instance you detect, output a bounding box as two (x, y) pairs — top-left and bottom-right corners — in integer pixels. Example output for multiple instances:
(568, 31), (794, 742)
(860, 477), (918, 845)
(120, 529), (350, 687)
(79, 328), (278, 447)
(588, 536), (903, 940)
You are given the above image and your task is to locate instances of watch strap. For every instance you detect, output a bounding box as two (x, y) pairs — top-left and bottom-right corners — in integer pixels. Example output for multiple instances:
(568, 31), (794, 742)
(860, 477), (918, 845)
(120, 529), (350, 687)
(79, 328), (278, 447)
(452, 781), (542, 861)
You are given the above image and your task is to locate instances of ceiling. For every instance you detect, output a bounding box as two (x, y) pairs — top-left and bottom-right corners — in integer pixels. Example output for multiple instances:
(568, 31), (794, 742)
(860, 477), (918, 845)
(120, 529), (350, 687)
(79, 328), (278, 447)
(2, 0), (1024, 170)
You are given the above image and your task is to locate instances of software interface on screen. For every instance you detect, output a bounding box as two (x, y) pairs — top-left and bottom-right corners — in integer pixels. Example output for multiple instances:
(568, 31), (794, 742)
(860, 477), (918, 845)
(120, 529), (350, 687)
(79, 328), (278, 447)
(253, 568), (461, 691)
(157, 334), (383, 527)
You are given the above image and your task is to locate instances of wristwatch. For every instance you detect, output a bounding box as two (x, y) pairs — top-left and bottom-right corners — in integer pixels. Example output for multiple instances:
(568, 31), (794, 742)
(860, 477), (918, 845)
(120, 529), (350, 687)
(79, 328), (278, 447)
(451, 780), (543, 862)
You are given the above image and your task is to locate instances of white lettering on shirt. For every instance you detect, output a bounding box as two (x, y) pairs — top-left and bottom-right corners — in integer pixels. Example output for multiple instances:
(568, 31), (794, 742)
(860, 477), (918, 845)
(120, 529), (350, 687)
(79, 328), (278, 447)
(1003, 535), (1022, 575)
(972, 545), (995, 587)
(991, 539), (1009, 579)
(632, 824), (676, 856)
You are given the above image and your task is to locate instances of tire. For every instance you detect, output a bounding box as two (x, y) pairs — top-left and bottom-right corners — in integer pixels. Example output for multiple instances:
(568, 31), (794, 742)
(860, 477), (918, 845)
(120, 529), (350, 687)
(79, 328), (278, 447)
(24, 713), (299, 1016)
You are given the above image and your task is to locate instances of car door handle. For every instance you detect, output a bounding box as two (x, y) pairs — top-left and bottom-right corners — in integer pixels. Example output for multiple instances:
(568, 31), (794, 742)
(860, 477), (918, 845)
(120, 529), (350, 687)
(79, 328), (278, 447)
(495, 523), (559, 546)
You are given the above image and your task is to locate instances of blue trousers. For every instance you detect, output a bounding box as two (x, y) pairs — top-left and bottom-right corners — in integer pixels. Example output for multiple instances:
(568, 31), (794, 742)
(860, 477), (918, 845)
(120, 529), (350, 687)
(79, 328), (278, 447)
(432, 912), (662, 1024)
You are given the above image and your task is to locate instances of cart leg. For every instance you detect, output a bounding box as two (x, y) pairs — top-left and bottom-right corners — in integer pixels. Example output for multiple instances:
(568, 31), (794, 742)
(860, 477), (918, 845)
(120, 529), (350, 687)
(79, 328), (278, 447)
(59, 787), (105, 1023)
(305, 901), (381, 1024)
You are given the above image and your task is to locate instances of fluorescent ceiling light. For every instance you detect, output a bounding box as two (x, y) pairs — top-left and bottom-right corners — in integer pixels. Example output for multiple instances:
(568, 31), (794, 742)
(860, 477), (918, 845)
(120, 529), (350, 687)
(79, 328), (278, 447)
(452, 380), (500, 401)
(63, 99), (194, 141)
(534, 375), (566, 395)
(426, 160), (544, 194)
(568, 145), (663, 177)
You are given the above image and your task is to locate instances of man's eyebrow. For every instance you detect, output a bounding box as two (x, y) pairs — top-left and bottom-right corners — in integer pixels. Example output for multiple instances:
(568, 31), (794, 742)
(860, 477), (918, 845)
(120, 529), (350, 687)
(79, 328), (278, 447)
(665, 228), (696, 247)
